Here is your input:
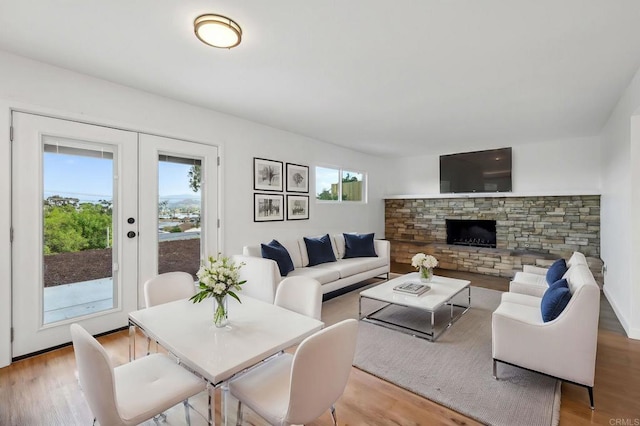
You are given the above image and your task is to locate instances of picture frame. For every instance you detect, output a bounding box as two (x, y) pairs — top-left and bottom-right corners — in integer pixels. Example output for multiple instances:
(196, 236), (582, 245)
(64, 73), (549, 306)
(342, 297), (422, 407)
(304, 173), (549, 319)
(286, 195), (309, 220)
(254, 193), (285, 222)
(286, 163), (309, 193)
(254, 158), (283, 192)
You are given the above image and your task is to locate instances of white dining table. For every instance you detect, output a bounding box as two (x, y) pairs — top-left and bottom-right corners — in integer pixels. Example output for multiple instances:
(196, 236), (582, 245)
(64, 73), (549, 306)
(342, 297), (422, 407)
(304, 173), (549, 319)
(128, 295), (324, 425)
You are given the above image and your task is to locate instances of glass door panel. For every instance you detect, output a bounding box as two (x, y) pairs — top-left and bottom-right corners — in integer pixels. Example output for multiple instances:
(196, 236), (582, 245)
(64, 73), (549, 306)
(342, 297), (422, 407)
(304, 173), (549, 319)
(42, 142), (115, 324)
(158, 155), (202, 279)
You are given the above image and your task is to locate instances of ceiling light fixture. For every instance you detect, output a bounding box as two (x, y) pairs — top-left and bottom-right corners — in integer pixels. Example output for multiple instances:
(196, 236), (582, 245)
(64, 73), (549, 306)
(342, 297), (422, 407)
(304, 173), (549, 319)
(194, 14), (242, 49)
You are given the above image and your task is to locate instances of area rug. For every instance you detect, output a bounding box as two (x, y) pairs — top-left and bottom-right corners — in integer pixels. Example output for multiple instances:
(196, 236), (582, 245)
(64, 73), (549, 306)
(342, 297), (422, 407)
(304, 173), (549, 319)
(355, 286), (561, 426)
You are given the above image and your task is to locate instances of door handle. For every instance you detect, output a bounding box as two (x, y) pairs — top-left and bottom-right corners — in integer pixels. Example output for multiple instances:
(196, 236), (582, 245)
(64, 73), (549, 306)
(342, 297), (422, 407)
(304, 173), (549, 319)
(127, 231), (137, 239)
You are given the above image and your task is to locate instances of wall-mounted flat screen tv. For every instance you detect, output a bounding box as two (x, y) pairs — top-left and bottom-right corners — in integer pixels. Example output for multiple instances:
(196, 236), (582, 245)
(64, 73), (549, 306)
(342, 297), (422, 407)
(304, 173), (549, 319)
(440, 147), (512, 193)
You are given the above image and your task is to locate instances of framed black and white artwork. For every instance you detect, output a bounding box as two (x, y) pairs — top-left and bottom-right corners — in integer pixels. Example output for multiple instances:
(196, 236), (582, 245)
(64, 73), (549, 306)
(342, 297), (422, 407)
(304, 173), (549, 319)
(254, 158), (283, 192)
(254, 193), (285, 222)
(286, 195), (309, 220)
(286, 163), (309, 193)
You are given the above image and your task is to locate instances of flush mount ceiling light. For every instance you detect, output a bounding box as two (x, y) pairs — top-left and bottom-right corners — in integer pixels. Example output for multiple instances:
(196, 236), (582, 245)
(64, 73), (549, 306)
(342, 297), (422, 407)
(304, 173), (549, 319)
(194, 14), (242, 49)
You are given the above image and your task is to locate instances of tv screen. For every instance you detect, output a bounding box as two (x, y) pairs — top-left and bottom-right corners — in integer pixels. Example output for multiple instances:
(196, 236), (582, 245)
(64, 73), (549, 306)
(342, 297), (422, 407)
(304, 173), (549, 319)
(440, 147), (512, 193)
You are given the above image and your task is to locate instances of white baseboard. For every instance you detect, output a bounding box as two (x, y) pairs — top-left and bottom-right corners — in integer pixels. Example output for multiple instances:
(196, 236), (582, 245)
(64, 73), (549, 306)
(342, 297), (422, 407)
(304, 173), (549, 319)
(603, 285), (637, 339)
(628, 327), (640, 340)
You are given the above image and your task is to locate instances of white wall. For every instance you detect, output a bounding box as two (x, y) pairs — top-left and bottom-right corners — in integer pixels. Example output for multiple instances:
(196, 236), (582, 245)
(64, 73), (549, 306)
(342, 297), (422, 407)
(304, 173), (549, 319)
(0, 51), (386, 366)
(630, 115), (640, 338)
(226, 136), (386, 255)
(383, 136), (602, 196)
(600, 64), (640, 339)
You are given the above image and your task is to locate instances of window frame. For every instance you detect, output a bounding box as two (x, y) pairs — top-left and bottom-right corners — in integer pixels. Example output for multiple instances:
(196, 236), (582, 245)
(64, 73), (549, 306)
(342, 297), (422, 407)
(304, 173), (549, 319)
(314, 165), (367, 204)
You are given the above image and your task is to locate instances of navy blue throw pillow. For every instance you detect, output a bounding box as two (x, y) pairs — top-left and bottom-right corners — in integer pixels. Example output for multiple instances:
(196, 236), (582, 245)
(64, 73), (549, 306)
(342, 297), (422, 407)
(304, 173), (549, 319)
(304, 234), (337, 266)
(548, 278), (569, 292)
(343, 233), (377, 259)
(541, 279), (571, 322)
(546, 258), (568, 285)
(261, 240), (295, 276)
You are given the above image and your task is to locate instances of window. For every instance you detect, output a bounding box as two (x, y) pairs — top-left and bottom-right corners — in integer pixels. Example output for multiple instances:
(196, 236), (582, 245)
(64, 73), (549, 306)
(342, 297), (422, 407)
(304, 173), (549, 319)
(315, 166), (366, 202)
(341, 170), (364, 202)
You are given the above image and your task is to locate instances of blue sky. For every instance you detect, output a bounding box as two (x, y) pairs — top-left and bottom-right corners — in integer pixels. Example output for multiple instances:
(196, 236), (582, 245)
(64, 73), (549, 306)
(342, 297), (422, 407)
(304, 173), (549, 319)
(157, 161), (200, 201)
(44, 153), (200, 203)
(315, 167), (339, 195)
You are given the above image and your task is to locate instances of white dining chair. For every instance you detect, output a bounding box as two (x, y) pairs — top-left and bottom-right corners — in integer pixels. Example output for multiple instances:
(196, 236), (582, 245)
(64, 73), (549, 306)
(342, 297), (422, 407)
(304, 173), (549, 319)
(274, 276), (323, 320)
(231, 254), (280, 303)
(70, 323), (205, 426)
(144, 271), (196, 308)
(228, 319), (358, 426)
(143, 271), (196, 354)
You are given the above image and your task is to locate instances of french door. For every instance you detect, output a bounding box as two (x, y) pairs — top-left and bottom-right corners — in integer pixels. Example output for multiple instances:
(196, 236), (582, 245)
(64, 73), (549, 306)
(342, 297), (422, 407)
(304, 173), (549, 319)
(11, 112), (218, 357)
(138, 133), (219, 303)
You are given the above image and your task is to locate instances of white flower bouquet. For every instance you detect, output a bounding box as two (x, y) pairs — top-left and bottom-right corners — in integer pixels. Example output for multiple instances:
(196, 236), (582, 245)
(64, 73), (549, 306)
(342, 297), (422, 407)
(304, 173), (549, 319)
(411, 253), (438, 269)
(411, 253), (438, 282)
(190, 254), (246, 326)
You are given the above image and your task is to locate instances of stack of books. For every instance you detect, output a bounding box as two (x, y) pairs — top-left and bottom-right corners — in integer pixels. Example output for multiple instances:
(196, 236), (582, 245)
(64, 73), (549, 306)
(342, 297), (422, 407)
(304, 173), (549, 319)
(393, 281), (430, 296)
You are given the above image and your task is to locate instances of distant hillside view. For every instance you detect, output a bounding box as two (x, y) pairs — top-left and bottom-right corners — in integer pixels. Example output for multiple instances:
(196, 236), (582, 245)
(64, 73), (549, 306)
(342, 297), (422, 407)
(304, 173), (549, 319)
(158, 194), (201, 234)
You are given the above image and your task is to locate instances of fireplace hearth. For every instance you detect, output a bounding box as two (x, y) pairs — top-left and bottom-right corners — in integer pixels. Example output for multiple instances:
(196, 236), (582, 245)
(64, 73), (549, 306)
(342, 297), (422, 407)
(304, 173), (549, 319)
(446, 219), (497, 248)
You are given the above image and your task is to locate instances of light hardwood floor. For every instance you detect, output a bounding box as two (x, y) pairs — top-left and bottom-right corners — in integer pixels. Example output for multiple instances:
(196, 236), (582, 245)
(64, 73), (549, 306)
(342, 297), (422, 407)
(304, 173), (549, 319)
(1, 267), (639, 425)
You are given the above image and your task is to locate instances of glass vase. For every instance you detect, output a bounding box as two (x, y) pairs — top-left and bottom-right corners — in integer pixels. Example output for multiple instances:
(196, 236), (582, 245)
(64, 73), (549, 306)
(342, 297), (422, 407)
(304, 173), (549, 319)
(419, 266), (433, 283)
(213, 294), (229, 328)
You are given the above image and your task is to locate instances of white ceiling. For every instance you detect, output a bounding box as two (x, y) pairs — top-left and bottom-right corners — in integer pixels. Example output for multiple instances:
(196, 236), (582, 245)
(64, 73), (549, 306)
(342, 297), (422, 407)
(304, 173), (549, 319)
(1, 1), (640, 157)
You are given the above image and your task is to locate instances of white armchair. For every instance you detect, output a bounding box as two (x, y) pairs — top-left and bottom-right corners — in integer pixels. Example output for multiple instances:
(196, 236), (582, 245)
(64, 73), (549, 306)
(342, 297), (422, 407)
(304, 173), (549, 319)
(492, 263), (600, 408)
(509, 251), (589, 297)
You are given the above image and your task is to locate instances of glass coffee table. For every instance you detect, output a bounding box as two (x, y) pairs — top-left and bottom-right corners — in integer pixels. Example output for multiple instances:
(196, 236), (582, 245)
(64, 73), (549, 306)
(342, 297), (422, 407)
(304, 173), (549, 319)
(359, 272), (471, 341)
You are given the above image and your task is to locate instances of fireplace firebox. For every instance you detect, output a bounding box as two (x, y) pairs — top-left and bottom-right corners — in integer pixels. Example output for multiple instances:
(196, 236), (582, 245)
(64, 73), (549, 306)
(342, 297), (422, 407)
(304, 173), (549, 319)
(446, 219), (497, 248)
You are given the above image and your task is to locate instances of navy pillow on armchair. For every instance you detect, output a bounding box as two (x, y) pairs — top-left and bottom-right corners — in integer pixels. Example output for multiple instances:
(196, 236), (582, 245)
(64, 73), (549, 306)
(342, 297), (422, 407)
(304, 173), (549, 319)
(304, 234), (337, 266)
(541, 278), (571, 322)
(545, 258), (568, 285)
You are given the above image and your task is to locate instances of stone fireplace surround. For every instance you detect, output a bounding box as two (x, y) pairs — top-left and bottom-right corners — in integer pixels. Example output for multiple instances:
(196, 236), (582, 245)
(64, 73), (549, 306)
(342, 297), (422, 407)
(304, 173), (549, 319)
(385, 195), (603, 284)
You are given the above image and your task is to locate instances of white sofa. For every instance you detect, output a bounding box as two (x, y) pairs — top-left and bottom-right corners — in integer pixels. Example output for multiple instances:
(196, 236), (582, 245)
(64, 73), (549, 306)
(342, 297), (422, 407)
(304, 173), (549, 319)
(232, 234), (390, 304)
(492, 251), (600, 408)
